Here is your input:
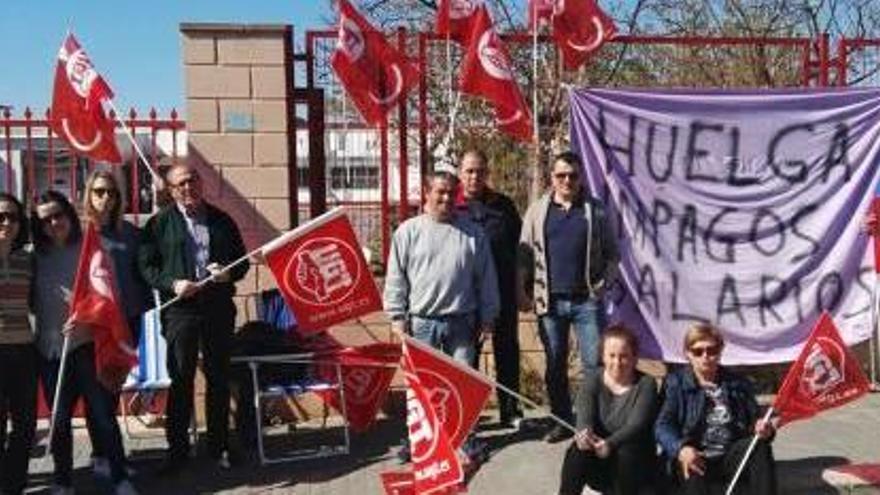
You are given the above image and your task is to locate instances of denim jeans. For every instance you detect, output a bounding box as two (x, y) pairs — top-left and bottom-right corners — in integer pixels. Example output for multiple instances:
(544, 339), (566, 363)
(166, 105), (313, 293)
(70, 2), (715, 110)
(538, 296), (603, 423)
(410, 313), (478, 366)
(40, 344), (129, 484)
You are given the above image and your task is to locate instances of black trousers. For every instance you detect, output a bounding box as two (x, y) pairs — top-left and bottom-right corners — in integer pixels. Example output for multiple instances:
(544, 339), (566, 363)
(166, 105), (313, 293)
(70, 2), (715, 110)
(559, 441), (656, 495)
(162, 302), (235, 459)
(676, 438), (777, 495)
(492, 305), (521, 419)
(0, 344), (37, 495)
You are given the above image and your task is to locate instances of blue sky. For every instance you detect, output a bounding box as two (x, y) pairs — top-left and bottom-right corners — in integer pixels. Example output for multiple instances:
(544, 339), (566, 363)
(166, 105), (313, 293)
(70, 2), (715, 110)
(0, 1), (333, 117)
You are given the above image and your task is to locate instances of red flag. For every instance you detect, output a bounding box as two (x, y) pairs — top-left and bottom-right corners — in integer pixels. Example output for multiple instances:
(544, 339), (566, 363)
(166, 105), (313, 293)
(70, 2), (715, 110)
(51, 33), (121, 163)
(68, 223), (137, 391)
(403, 352), (464, 495)
(380, 471), (415, 495)
(459, 8), (533, 142)
(528, 0), (556, 29)
(773, 312), (870, 426)
(310, 342), (401, 432)
(552, 0), (616, 70)
(330, 0), (419, 127)
(436, 0), (485, 45)
(403, 337), (492, 450)
(261, 208), (382, 333)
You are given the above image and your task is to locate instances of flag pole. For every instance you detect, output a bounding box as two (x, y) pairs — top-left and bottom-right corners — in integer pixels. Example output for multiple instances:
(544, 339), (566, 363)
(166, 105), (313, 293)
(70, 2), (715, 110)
(398, 331), (577, 434)
(532, 10), (539, 142)
(106, 99), (163, 186)
(724, 407), (775, 495)
(156, 207), (344, 313)
(43, 335), (71, 458)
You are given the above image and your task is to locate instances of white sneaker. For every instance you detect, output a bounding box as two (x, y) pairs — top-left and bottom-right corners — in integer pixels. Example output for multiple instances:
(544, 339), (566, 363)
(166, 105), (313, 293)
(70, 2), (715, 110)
(49, 484), (75, 495)
(113, 480), (139, 495)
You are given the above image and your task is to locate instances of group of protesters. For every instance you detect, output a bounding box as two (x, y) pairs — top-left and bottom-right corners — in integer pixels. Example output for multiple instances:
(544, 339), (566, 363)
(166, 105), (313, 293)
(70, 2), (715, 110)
(385, 148), (779, 495)
(0, 163), (248, 495)
(0, 148), (782, 495)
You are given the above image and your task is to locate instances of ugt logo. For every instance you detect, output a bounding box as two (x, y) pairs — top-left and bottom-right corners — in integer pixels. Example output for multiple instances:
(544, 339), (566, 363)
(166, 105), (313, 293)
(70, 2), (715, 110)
(799, 337), (845, 400)
(284, 237), (360, 307)
(406, 385), (439, 463)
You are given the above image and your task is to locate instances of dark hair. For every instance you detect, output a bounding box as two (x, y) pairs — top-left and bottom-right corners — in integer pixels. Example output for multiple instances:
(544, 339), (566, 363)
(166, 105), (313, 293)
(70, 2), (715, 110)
(423, 170), (458, 190)
(553, 151), (583, 168)
(600, 323), (639, 357)
(0, 192), (29, 251)
(32, 190), (82, 252)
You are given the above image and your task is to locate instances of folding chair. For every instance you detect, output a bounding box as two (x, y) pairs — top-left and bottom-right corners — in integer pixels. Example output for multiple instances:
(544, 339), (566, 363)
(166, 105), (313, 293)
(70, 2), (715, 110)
(231, 289), (350, 465)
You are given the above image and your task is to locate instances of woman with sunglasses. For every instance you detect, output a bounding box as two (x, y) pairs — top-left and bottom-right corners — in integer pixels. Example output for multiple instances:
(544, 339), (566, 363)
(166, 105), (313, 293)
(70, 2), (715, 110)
(558, 324), (659, 495)
(83, 170), (150, 482)
(0, 193), (38, 495)
(655, 323), (777, 495)
(32, 191), (137, 495)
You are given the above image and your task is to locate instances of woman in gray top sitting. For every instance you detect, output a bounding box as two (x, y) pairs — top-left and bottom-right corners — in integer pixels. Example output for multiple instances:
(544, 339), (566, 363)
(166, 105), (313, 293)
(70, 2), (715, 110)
(559, 324), (660, 495)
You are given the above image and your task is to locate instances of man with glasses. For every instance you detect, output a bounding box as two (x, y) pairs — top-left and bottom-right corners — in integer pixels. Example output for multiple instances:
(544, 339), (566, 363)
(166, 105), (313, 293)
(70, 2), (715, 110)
(455, 149), (525, 429)
(138, 164), (249, 474)
(519, 151), (619, 443)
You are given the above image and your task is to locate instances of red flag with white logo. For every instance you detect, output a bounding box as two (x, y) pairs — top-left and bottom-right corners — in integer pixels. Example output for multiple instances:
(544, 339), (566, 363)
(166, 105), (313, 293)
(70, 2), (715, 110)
(331, 0), (419, 127)
(528, 0), (556, 29)
(459, 7), (533, 142)
(380, 471), (415, 495)
(403, 336), (492, 450)
(436, 0), (485, 45)
(403, 352), (464, 495)
(68, 223), (137, 391)
(51, 33), (122, 163)
(773, 312), (870, 426)
(310, 342), (401, 432)
(261, 208), (382, 333)
(552, 0), (616, 70)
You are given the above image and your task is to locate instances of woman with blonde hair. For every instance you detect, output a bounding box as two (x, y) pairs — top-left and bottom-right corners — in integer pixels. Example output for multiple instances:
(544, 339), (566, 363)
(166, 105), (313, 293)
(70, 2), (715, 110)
(655, 323), (777, 495)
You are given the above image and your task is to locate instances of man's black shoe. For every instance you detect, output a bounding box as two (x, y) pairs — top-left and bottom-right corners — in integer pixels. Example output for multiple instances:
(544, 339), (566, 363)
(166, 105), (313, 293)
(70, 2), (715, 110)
(544, 425), (574, 443)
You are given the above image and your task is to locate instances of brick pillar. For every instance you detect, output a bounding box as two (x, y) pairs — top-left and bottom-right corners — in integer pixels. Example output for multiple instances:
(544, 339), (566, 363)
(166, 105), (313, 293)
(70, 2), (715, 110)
(181, 23), (294, 315)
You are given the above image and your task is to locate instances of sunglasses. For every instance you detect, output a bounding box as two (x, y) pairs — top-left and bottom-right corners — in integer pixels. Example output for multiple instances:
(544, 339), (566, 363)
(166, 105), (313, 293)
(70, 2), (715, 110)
(92, 187), (118, 198)
(553, 172), (579, 180)
(39, 211), (67, 225)
(689, 345), (721, 358)
(0, 212), (20, 224)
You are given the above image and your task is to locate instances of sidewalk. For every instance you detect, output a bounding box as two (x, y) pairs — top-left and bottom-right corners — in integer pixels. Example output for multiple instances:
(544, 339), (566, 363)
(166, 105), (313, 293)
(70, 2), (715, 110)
(24, 393), (880, 494)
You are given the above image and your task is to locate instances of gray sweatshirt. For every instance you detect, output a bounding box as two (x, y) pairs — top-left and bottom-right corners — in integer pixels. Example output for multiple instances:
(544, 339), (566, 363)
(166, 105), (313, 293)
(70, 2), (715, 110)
(383, 213), (500, 325)
(33, 242), (91, 359)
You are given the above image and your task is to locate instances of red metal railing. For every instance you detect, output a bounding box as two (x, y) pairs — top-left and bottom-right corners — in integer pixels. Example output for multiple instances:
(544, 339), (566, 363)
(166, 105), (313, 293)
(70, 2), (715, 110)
(0, 107), (184, 219)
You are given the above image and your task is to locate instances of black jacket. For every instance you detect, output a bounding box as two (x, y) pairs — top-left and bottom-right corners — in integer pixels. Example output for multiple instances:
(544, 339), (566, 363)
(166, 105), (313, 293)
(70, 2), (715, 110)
(138, 202), (249, 306)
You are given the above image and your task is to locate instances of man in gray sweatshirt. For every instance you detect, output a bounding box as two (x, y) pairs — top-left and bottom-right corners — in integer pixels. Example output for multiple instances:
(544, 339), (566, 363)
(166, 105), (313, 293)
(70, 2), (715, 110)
(384, 170), (500, 462)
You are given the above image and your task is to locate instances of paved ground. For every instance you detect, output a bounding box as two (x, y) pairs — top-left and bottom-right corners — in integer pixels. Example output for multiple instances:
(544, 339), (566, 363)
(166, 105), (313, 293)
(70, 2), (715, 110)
(23, 392), (880, 494)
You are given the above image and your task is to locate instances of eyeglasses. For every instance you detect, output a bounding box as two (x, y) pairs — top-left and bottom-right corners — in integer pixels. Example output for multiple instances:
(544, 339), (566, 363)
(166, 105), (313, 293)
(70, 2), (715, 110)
(39, 211), (66, 225)
(553, 172), (579, 180)
(92, 187), (117, 198)
(0, 212), (19, 224)
(689, 345), (721, 358)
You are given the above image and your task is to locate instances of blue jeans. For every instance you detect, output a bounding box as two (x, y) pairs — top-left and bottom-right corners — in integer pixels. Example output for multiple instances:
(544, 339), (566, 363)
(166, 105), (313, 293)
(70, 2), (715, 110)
(39, 344), (129, 484)
(410, 313), (478, 365)
(538, 296), (603, 423)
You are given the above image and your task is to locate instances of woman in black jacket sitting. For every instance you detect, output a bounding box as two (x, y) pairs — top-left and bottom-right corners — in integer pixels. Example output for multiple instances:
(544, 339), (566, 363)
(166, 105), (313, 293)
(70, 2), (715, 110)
(559, 324), (660, 495)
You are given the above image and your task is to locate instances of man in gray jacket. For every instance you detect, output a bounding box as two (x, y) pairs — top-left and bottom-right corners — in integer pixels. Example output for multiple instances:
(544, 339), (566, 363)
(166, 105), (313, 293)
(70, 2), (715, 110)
(519, 151), (619, 443)
(384, 170), (500, 461)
